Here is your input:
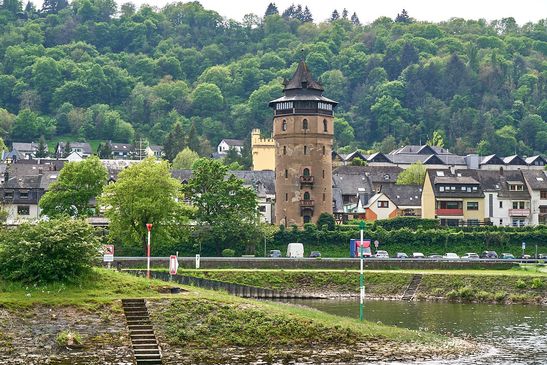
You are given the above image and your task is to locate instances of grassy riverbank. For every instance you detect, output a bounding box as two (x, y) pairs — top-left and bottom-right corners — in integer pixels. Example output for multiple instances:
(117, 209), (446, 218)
(178, 267), (547, 304)
(0, 269), (470, 364)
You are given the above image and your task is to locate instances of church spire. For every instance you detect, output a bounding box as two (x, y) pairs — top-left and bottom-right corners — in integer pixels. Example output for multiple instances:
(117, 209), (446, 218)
(283, 60), (324, 92)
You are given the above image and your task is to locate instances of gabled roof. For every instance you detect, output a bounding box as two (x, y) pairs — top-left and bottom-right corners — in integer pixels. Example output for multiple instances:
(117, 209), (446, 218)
(332, 150), (344, 161)
(148, 145), (163, 152)
(423, 154), (445, 165)
(521, 170), (547, 190)
(3, 175), (42, 189)
(367, 152), (392, 163)
(475, 170), (530, 199)
(344, 151), (367, 161)
(381, 184), (422, 207)
(503, 155), (527, 165)
(389, 145), (452, 155)
(57, 142), (93, 154)
(12, 142), (38, 152)
(220, 139), (244, 147)
(283, 60), (324, 92)
(110, 143), (133, 152)
(480, 154), (504, 165)
(525, 155), (547, 165)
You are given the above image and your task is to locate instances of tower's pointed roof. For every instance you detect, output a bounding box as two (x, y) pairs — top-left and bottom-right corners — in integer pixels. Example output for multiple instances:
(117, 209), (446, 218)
(283, 60), (324, 92)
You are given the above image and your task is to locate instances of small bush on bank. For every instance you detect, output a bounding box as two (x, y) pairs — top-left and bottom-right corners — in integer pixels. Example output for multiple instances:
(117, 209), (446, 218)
(516, 279), (526, 289)
(530, 277), (544, 289)
(56, 330), (83, 346)
(0, 218), (101, 283)
(221, 249), (235, 257)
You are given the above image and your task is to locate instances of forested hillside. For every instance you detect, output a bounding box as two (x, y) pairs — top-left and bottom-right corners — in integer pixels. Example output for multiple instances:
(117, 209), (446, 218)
(0, 0), (546, 158)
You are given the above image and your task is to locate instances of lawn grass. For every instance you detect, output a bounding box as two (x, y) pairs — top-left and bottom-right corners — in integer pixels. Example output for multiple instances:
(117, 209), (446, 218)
(0, 268), (179, 308)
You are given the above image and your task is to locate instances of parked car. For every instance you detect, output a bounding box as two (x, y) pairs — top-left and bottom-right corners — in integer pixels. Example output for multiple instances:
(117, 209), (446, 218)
(412, 252), (425, 258)
(375, 250), (389, 258)
(501, 253), (515, 259)
(268, 250), (281, 258)
(461, 253), (480, 259)
(535, 253), (547, 259)
(309, 251), (321, 258)
(480, 251), (498, 259)
(287, 243), (304, 258)
(520, 254), (531, 259)
(395, 252), (408, 259)
(443, 253), (460, 259)
(428, 254), (443, 259)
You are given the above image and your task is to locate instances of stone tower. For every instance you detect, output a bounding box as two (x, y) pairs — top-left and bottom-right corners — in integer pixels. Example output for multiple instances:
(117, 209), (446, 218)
(269, 60), (338, 226)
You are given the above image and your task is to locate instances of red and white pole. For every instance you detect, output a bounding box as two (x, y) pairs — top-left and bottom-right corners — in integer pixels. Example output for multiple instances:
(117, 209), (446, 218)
(146, 224), (153, 279)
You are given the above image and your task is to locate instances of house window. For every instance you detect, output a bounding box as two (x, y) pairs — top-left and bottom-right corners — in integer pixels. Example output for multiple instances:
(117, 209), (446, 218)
(378, 201), (389, 208)
(283, 146), (286, 155)
(304, 146), (307, 155)
(258, 205), (266, 212)
(284, 169), (288, 178)
(439, 186), (445, 192)
(513, 201), (525, 209)
(19, 191), (29, 199)
(303, 192), (311, 200)
(4, 191), (13, 199)
(323, 119), (328, 132)
(302, 119), (308, 130)
(282, 120), (287, 131)
(303, 168), (310, 176)
(499, 201), (503, 208)
(303, 215), (311, 224)
(467, 202), (479, 210)
(512, 218), (525, 227)
(541, 191), (547, 199)
(499, 219), (503, 225)
(17, 206), (30, 216)
(509, 184), (524, 191)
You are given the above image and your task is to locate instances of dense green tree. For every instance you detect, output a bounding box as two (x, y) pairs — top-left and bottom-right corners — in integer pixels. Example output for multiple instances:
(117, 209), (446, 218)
(100, 158), (190, 253)
(35, 135), (48, 158)
(396, 161), (426, 185)
(172, 147), (199, 169)
(181, 158), (258, 255)
(39, 156), (108, 217)
(164, 122), (186, 161)
(264, 3), (278, 17)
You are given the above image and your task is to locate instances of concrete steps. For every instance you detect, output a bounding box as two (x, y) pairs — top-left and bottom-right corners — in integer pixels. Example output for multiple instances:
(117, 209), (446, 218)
(401, 274), (423, 301)
(122, 299), (162, 365)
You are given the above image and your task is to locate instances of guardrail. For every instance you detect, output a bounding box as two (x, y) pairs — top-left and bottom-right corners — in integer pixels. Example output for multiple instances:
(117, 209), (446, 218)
(108, 257), (535, 270)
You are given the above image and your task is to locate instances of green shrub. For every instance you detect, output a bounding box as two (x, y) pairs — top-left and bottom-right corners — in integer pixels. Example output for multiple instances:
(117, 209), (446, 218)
(530, 277), (544, 289)
(221, 249), (235, 257)
(0, 218), (100, 283)
(494, 291), (507, 302)
(516, 279), (526, 289)
(316, 213), (336, 231)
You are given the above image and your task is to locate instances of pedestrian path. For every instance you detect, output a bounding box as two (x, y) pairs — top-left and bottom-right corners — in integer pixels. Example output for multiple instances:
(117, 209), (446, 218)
(122, 298), (162, 365)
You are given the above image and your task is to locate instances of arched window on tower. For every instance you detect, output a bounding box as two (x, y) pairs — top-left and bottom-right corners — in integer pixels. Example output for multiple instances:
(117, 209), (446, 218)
(303, 145), (307, 155)
(282, 119), (287, 131)
(322, 145), (326, 155)
(303, 119), (308, 130)
(303, 168), (310, 176)
(283, 146), (286, 155)
(323, 119), (328, 132)
(284, 169), (288, 178)
(303, 192), (311, 200)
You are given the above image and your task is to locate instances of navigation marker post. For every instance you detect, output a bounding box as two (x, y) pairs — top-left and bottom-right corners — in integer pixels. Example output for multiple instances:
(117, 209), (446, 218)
(359, 220), (366, 321)
(146, 223), (153, 279)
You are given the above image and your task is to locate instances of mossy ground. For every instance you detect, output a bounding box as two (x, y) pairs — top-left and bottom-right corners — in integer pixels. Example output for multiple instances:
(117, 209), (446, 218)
(176, 267), (547, 303)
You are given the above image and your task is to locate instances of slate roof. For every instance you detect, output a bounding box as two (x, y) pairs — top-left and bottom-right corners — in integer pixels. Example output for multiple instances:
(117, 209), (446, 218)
(521, 170), (547, 190)
(381, 184), (422, 207)
(503, 155), (527, 165)
(220, 139), (244, 147)
(481, 154), (504, 165)
(3, 175), (42, 189)
(389, 145), (452, 155)
(57, 142), (93, 154)
(332, 166), (372, 195)
(110, 143), (133, 152)
(148, 145), (163, 152)
(476, 170), (530, 200)
(427, 169), (484, 198)
(12, 142), (38, 152)
(525, 155), (547, 165)
(283, 60), (324, 92)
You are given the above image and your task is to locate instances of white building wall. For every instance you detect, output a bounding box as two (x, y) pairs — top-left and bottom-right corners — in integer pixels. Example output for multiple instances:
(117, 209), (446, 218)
(5, 204), (40, 225)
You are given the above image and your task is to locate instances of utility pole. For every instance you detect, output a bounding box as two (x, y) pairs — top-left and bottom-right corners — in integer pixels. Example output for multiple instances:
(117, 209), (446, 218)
(359, 220), (366, 321)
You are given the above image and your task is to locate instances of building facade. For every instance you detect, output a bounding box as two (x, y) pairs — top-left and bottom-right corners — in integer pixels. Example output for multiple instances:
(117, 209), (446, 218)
(269, 61), (337, 226)
(251, 129), (275, 171)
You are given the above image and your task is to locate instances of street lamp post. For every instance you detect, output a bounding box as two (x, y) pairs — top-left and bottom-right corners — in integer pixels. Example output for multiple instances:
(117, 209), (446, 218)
(146, 223), (153, 279)
(359, 220), (366, 321)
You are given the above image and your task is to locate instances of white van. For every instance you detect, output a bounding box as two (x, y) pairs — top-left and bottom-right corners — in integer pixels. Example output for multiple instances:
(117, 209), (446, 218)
(287, 243), (304, 258)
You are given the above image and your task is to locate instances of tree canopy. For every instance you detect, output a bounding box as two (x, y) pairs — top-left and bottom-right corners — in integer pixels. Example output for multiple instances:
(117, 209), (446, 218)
(396, 161), (427, 185)
(0, 2), (545, 157)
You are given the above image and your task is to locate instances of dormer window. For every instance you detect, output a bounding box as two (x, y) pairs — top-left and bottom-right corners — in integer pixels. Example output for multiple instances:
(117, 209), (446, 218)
(509, 184), (524, 191)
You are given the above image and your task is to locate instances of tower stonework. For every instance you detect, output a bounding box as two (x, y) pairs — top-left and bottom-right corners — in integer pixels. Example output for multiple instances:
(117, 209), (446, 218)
(269, 61), (338, 226)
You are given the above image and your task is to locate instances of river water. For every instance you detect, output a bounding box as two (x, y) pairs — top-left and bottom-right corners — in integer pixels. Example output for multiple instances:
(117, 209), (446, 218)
(284, 299), (546, 365)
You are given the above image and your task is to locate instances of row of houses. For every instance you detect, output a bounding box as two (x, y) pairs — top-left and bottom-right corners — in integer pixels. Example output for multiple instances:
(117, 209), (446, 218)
(2, 154), (547, 228)
(2, 141), (163, 161)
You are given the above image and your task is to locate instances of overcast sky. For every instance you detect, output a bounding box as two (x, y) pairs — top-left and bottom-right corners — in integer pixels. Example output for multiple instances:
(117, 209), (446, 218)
(115, 0), (547, 24)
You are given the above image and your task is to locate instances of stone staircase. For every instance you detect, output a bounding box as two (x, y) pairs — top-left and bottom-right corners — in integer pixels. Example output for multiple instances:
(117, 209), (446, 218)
(122, 299), (162, 365)
(401, 274), (423, 301)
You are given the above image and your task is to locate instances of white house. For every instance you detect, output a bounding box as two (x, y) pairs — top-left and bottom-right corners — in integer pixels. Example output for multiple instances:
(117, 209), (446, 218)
(217, 139), (244, 156)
